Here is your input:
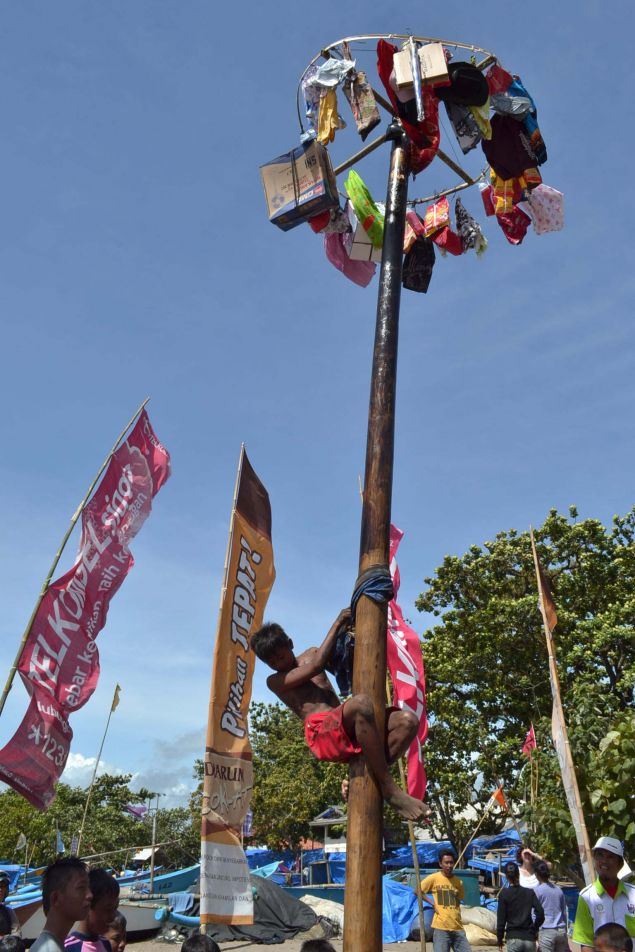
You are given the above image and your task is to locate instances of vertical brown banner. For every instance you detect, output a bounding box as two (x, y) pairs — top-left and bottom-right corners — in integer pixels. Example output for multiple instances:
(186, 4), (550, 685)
(200, 448), (275, 925)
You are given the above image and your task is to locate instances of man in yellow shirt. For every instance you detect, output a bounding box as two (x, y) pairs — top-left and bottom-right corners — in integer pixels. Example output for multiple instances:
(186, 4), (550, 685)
(421, 850), (473, 952)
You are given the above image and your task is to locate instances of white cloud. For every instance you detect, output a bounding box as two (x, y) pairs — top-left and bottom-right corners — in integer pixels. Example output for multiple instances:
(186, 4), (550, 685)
(61, 752), (123, 788)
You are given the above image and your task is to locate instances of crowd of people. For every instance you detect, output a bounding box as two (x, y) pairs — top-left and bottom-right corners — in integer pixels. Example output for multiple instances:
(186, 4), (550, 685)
(419, 835), (633, 952)
(0, 840), (631, 952)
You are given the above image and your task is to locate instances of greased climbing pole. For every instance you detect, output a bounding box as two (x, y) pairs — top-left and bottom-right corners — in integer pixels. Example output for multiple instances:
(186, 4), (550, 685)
(345, 120), (410, 951)
(262, 32), (555, 950)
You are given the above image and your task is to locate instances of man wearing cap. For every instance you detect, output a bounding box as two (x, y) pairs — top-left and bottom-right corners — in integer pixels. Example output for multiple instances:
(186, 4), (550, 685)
(0, 871), (22, 937)
(573, 836), (635, 952)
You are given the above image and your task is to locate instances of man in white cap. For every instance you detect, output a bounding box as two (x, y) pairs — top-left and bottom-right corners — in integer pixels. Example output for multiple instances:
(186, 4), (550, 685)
(572, 836), (635, 952)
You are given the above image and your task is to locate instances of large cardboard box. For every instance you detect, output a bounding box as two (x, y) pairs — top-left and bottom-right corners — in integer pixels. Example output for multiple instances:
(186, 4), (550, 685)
(260, 140), (339, 231)
(393, 42), (449, 89)
(344, 200), (384, 263)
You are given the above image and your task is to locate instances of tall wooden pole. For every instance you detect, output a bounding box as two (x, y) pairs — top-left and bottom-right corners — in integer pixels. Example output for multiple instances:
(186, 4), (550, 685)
(343, 120), (410, 952)
(529, 530), (594, 885)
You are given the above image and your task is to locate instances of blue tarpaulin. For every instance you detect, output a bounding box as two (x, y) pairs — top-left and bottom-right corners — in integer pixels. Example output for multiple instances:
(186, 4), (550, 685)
(252, 862), (285, 879)
(385, 829), (521, 869)
(384, 840), (454, 868)
(245, 848), (295, 869)
(382, 876), (418, 943)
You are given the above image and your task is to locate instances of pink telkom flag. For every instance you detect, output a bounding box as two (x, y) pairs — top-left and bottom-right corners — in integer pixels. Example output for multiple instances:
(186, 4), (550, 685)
(386, 525), (427, 799)
(0, 410), (170, 810)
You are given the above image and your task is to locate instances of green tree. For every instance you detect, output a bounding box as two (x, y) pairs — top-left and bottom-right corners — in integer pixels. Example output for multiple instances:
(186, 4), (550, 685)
(416, 506), (635, 867)
(249, 702), (344, 849)
(0, 774), (152, 867)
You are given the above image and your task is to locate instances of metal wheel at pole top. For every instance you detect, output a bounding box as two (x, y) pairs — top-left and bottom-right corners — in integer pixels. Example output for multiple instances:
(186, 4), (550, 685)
(261, 33), (559, 952)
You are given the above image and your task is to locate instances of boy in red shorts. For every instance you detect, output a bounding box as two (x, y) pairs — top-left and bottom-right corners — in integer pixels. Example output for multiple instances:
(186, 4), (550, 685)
(250, 607), (429, 820)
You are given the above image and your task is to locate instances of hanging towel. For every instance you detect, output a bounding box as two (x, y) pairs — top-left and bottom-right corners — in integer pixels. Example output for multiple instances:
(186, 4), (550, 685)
(455, 198), (487, 254)
(343, 69), (381, 141)
(402, 236), (436, 293)
(318, 87), (346, 144)
(519, 184), (564, 234)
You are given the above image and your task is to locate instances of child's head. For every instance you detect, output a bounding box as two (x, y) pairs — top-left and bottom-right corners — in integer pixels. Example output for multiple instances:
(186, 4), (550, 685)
(594, 923), (633, 952)
(180, 934), (220, 952)
(250, 623), (294, 670)
(104, 911), (127, 952)
(86, 868), (120, 935)
(503, 861), (520, 885)
(534, 860), (550, 882)
(42, 857), (91, 920)
(300, 941), (337, 952)
(438, 849), (456, 875)
(516, 844), (536, 867)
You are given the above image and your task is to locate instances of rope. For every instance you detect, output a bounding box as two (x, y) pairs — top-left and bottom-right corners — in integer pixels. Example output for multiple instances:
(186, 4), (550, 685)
(350, 564), (394, 620)
(325, 566), (394, 696)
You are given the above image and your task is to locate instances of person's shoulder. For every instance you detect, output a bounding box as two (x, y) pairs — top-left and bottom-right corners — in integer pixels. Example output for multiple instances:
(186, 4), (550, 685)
(64, 932), (85, 949)
(421, 872), (439, 887)
(33, 932), (65, 952)
(578, 882), (598, 902)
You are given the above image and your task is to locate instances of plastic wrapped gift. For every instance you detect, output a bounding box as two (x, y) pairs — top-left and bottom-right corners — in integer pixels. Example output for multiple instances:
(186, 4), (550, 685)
(343, 200), (385, 263)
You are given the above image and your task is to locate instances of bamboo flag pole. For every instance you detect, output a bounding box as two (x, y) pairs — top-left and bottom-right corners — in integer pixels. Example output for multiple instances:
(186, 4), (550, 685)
(76, 683), (121, 855)
(529, 528), (594, 885)
(0, 399), (149, 721)
(454, 797), (496, 867)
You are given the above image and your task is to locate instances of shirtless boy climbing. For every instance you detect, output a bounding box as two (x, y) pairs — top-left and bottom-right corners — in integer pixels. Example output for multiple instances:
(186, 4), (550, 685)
(250, 607), (430, 821)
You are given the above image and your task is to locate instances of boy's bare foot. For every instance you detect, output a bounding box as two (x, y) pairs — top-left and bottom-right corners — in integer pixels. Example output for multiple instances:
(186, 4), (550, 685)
(384, 783), (431, 821)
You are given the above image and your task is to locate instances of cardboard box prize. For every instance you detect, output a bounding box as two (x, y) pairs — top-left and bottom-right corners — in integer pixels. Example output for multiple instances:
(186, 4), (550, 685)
(393, 41), (448, 89)
(260, 140), (339, 231)
(344, 200), (385, 263)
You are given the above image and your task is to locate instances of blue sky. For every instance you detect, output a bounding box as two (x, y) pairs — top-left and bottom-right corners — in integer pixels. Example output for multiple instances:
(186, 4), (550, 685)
(0, 1), (632, 807)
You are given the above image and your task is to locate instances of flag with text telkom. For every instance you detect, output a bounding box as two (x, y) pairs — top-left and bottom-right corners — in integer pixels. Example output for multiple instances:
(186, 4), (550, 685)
(200, 448), (275, 926)
(0, 410), (170, 810)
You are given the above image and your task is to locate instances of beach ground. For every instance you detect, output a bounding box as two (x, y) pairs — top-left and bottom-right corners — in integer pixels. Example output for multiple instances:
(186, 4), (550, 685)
(129, 936), (500, 952)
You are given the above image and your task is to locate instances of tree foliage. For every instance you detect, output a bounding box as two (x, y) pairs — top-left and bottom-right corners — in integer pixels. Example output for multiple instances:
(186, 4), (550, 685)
(249, 702), (345, 850)
(0, 772), (199, 869)
(416, 506), (635, 868)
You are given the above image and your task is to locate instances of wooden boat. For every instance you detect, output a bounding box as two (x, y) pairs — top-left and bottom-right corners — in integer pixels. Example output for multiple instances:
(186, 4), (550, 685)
(118, 864), (200, 897)
(9, 894), (168, 941)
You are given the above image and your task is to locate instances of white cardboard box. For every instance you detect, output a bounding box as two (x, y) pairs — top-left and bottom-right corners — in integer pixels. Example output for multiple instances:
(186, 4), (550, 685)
(393, 42), (448, 89)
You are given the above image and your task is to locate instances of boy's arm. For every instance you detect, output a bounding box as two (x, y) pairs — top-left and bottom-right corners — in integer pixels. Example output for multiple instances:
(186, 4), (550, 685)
(267, 608), (352, 692)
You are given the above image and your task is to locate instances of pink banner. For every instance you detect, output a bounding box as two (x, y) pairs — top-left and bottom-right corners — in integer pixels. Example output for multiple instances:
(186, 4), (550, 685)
(0, 695), (73, 810)
(386, 524), (427, 799)
(0, 410), (170, 809)
(17, 410), (169, 711)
